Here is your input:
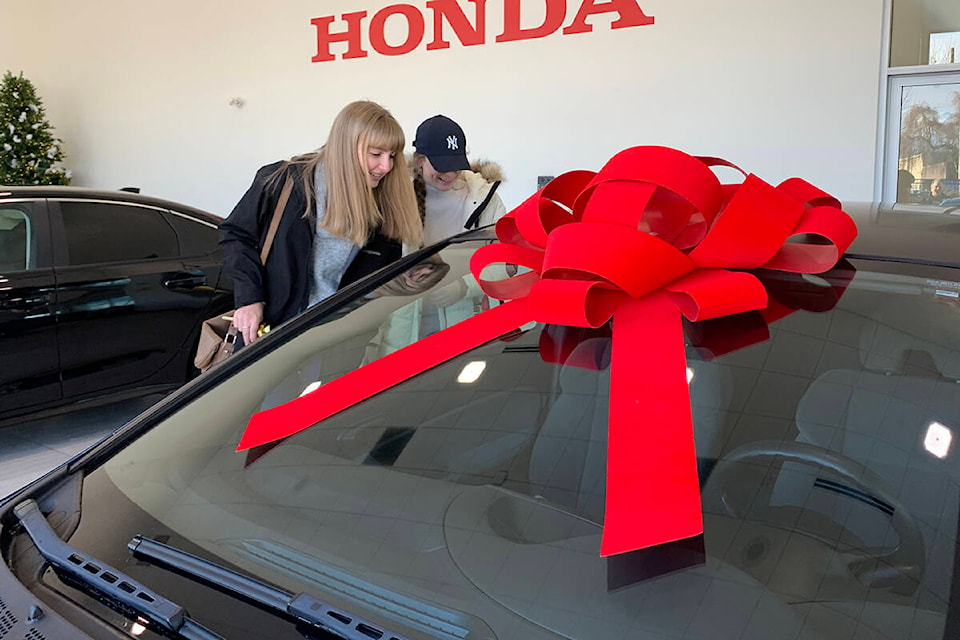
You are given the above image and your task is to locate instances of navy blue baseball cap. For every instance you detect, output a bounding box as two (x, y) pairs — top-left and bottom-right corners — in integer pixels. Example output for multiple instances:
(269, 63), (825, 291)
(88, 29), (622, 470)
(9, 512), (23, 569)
(413, 115), (471, 172)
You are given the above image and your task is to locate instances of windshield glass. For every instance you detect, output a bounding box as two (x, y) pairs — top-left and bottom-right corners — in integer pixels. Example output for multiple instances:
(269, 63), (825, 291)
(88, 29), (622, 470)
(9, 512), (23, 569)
(63, 237), (960, 640)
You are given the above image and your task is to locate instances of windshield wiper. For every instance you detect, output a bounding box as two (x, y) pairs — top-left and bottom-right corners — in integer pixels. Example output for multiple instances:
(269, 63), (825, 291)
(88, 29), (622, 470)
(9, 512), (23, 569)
(13, 500), (223, 640)
(128, 534), (415, 640)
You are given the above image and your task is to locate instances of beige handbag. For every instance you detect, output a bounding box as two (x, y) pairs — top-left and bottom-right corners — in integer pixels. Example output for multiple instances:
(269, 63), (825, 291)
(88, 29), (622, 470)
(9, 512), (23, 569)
(193, 175), (293, 372)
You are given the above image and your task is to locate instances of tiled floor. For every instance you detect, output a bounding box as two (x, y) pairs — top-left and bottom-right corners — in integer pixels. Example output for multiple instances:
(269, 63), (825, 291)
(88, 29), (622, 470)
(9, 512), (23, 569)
(0, 393), (167, 499)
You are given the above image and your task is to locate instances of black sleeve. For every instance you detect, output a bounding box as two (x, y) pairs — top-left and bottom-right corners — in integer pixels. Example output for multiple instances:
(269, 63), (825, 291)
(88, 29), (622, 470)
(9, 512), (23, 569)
(339, 233), (402, 289)
(218, 162), (284, 309)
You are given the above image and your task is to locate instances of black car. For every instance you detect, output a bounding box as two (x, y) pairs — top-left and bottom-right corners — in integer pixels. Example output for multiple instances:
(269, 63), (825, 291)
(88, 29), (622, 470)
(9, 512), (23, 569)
(0, 201), (958, 640)
(0, 186), (233, 422)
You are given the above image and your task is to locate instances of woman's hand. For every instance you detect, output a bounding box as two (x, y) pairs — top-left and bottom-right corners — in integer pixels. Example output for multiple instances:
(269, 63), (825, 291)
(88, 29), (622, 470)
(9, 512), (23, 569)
(233, 302), (265, 345)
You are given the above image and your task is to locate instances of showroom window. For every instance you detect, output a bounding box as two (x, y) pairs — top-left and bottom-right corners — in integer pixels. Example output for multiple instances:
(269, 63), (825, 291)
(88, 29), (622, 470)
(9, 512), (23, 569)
(57, 201), (179, 266)
(885, 1), (960, 205)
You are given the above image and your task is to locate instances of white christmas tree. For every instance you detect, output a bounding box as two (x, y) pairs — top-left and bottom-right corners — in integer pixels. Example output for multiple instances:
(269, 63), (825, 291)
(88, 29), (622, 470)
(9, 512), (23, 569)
(0, 71), (71, 185)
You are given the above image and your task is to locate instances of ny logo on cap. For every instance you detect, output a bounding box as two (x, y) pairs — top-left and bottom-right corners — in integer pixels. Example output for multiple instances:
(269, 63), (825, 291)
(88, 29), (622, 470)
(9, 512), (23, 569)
(446, 135), (459, 151)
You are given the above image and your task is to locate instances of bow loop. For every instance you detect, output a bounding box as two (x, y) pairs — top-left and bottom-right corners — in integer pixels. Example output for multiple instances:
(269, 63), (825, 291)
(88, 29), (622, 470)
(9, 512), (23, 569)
(528, 279), (626, 328)
(469, 244), (543, 301)
(689, 174), (806, 269)
(776, 176), (843, 209)
(575, 147), (726, 249)
(763, 205), (859, 273)
(577, 146), (726, 223)
(666, 270), (768, 322)
(542, 223), (695, 300)
(496, 170), (595, 249)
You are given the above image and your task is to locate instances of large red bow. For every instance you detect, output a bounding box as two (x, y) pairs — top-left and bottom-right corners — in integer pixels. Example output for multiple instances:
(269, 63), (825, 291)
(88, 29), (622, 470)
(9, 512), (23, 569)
(237, 146), (858, 557)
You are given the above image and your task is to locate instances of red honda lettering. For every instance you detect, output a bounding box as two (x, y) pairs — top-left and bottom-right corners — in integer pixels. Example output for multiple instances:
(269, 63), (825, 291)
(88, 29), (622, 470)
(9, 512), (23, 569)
(426, 0), (486, 50)
(311, 11), (368, 62)
(563, 0), (654, 35)
(369, 4), (426, 56)
(310, 0), (656, 63)
(496, 0), (565, 43)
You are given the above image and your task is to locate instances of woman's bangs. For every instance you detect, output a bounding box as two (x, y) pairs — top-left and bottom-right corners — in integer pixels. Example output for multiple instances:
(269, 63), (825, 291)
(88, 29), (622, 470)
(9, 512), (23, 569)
(366, 119), (405, 153)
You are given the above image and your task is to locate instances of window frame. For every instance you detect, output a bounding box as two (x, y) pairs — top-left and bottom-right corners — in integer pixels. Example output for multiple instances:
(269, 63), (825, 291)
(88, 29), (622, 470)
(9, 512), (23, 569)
(882, 69), (960, 203)
(879, 1), (960, 203)
(0, 206), (34, 271)
(0, 197), (52, 271)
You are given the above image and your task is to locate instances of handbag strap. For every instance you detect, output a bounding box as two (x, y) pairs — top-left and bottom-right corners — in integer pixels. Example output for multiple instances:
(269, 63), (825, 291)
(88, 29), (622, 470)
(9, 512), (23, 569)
(260, 175), (293, 265)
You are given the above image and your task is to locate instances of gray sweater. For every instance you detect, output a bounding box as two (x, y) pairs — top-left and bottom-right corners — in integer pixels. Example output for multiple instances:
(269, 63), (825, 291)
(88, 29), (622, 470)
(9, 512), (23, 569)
(308, 163), (361, 307)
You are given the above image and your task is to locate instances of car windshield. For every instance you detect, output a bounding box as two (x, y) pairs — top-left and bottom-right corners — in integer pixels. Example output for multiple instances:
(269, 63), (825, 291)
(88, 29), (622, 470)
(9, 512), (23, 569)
(60, 235), (959, 639)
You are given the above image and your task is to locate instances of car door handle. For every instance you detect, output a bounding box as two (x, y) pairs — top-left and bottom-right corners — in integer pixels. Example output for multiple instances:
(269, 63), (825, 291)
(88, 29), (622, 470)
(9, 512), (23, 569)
(163, 271), (207, 290)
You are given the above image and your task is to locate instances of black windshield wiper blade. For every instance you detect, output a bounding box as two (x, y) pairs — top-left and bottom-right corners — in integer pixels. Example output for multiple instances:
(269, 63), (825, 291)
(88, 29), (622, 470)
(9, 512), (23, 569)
(14, 500), (223, 640)
(129, 535), (415, 640)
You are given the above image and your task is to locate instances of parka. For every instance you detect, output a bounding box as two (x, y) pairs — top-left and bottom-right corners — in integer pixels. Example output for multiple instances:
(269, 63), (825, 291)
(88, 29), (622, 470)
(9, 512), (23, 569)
(417, 159), (507, 246)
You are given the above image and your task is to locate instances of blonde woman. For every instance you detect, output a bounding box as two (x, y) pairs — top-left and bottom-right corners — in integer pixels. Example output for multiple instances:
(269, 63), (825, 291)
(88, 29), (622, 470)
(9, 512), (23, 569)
(219, 100), (422, 346)
(411, 114), (506, 246)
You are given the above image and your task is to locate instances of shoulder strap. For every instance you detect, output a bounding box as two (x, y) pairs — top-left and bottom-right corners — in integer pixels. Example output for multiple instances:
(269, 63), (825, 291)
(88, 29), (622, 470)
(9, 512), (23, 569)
(260, 175), (293, 265)
(463, 180), (501, 230)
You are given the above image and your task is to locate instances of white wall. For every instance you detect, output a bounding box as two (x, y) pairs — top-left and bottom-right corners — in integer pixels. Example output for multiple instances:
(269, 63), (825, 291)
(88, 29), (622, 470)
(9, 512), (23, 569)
(890, 0), (925, 66)
(1, 0), (884, 217)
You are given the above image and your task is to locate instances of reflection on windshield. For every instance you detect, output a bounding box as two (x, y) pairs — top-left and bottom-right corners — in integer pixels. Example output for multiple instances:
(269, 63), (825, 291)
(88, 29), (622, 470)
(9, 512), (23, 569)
(85, 243), (958, 640)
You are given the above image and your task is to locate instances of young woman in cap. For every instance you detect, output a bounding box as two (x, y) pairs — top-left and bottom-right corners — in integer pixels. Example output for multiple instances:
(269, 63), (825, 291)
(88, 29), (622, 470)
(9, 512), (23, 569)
(411, 114), (507, 245)
(219, 100), (422, 347)
(359, 114), (511, 359)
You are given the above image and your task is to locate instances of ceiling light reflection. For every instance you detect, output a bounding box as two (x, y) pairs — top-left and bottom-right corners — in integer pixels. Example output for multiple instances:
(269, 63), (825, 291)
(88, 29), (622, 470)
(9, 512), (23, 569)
(458, 361), (486, 384)
(686, 367), (694, 383)
(924, 421), (953, 459)
(300, 381), (323, 397)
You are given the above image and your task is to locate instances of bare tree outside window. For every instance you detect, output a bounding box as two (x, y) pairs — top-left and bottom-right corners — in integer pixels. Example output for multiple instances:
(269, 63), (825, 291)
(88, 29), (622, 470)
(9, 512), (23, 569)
(897, 85), (960, 204)
(929, 32), (960, 65)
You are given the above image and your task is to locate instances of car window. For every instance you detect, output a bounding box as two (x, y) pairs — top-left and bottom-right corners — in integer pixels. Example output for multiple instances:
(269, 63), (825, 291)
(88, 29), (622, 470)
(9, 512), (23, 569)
(74, 241), (959, 640)
(0, 205), (34, 271)
(57, 200), (179, 266)
(163, 209), (219, 257)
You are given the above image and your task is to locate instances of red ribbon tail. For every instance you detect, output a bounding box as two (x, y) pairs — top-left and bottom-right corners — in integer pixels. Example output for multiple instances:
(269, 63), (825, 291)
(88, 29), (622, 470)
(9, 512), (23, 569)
(236, 299), (533, 451)
(601, 293), (703, 556)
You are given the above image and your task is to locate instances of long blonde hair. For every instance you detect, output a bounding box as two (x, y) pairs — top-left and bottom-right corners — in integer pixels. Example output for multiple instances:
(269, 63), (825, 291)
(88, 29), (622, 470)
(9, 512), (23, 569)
(279, 101), (421, 247)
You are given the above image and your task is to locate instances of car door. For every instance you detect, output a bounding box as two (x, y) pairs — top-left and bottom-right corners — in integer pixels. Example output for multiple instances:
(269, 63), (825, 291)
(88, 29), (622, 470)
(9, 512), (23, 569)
(48, 198), (217, 401)
(0, 198), (61, 416)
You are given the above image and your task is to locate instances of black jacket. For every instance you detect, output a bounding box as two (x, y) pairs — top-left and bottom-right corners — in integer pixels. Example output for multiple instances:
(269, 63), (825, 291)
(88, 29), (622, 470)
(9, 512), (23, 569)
(218, 161), (402, 328)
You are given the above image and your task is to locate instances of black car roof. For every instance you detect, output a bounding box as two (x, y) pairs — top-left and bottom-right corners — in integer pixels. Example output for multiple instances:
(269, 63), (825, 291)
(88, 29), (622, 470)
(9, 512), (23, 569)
(453, 201), (960, 271)
(0, 185), (222, 224)
(3, 189), (957, 268)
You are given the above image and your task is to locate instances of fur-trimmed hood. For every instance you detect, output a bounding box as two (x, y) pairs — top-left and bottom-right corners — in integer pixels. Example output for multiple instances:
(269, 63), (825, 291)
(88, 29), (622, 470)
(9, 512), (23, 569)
(468, 159), (504, 184)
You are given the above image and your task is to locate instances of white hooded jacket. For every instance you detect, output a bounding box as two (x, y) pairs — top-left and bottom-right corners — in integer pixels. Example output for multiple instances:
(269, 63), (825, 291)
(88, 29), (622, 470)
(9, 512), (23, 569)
(420, 160), (507, 246)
